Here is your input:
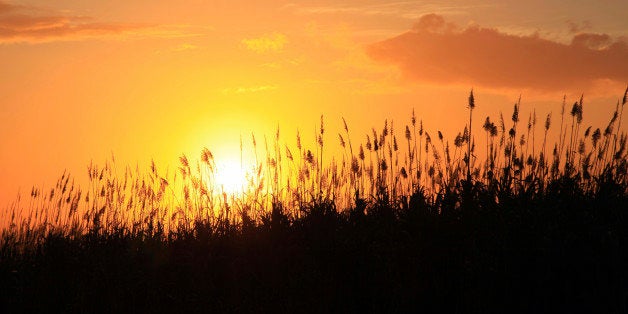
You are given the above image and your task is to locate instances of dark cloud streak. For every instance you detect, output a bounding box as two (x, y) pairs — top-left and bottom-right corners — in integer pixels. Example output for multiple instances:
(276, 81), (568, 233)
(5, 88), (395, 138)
(0, 1), (146, 43)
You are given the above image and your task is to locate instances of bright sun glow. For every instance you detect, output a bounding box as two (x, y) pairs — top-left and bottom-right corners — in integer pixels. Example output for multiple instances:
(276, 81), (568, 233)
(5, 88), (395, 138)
(215, 160), (247, 195)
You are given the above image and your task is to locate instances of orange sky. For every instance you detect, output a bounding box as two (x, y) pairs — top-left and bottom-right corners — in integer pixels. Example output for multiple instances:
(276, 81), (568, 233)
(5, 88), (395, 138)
(1, 0), (627, 205)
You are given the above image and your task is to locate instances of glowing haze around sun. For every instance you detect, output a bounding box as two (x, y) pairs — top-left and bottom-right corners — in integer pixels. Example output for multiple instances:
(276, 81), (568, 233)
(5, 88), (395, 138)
(0, 0), (627, 204)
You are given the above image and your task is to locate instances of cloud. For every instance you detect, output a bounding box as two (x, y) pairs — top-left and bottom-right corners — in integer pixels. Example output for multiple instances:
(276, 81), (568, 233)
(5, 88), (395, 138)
(367, 14), (628, 91)
(0, 1), (157, 43)
(241, 33), (287, 53)
(0, 1), (17, 15)
(284, 2), (476, 20)
(566, 20), (592, 34)
(170, 43), (197, 52)
(222, 85), (278, 95)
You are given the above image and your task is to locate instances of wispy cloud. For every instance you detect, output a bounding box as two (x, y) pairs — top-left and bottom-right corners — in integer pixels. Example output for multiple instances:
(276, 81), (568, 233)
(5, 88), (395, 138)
(367, 14), (628, 91)
(284, 1), (477, 19)
(0, 1), (194, 43)
(222, 85), (278, 95)
(241, 33), (287, 53)
(0, 1), (17, 14)
(171, 43), (197, 52)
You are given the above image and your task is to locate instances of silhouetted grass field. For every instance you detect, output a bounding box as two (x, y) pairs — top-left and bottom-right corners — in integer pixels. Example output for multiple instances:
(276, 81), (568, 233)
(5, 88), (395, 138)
(2, 88), (628, 313)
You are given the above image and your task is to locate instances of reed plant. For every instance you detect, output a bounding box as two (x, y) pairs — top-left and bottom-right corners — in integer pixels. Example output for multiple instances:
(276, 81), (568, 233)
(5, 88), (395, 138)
(1, 89), (627, 245)
(1, 88), (628, 312)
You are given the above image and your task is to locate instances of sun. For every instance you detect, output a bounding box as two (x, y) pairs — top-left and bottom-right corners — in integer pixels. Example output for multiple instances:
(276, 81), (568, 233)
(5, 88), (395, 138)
(214, 159), (247, 195)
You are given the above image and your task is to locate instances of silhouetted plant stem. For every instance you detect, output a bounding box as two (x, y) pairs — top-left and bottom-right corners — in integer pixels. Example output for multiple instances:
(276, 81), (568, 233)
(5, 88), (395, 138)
(467, 89), (475, 183)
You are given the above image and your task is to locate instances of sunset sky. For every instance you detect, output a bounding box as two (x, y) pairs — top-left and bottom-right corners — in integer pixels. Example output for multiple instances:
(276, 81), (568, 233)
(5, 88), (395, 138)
(1, 0), (627, 204)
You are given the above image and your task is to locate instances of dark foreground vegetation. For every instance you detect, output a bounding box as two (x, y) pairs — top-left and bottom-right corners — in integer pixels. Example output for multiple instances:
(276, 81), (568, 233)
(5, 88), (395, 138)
(2, 89), (628, 313)
(2, 188), (627, 313)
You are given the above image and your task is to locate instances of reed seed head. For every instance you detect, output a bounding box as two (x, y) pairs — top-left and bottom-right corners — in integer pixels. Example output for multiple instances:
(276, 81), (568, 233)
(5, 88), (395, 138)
(468, 89), (475, 110)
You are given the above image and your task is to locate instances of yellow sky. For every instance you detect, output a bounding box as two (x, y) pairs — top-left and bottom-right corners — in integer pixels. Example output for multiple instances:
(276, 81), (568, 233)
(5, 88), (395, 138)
(1, 0), (627, 204)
